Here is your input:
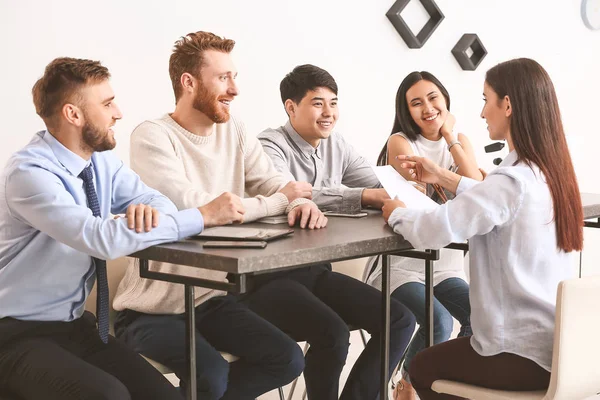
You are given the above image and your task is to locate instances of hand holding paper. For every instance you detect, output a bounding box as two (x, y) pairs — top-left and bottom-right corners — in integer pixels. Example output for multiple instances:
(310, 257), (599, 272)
(382, 197), (406, 223)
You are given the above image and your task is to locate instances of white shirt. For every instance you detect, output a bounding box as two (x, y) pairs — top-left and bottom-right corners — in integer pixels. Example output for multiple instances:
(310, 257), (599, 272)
(367, 132), (465, 292)
(388, 151), (575, 371)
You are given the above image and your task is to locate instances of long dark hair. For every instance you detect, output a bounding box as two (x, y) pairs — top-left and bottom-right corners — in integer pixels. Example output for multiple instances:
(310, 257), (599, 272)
(377, 71), (450, 166)
(486, 58), (583, 252)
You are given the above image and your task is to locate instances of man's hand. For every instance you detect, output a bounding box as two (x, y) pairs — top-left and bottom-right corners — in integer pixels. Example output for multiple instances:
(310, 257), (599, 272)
(395, 155), (443, 185)
(361, 188), (391, 209)
(382, 199), (406, 224)
(279, 181), (313, 202)
(288, 203), (328, 229)
(198, 192), (245, 228)
(119, 204), (160, 233)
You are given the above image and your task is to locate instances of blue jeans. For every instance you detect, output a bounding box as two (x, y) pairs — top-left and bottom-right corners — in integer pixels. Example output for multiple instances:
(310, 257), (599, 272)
(391, 277), (471, 378)
(114, 295), (304, 400)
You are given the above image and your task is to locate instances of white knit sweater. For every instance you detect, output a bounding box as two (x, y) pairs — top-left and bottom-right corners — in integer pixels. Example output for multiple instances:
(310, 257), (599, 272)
(113, 114), (292, 313)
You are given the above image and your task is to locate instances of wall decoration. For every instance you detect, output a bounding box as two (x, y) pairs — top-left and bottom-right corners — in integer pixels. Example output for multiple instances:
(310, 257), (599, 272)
(386, 0), (444, 49)
(451, 34), (487, 71)
(582, 0), (600, 31)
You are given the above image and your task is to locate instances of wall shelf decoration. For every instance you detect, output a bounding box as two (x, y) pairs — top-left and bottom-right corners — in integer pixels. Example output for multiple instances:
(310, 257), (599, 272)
(451, 34), (487, 71)
(386, 0), (445, 49)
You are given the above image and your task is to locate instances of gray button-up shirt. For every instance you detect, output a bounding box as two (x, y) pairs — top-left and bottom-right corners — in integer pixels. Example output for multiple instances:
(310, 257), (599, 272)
(258, 121), (380, 213)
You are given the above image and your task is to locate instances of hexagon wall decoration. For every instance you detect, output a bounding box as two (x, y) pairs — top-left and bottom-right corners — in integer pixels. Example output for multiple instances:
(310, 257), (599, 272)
(386, 0), (445, 49)
(451, 34), (488, 71)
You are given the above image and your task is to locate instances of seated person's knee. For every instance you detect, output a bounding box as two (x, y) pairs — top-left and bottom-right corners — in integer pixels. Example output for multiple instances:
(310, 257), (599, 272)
(190, 355), (229, 400)
(433, 311), (454, 342)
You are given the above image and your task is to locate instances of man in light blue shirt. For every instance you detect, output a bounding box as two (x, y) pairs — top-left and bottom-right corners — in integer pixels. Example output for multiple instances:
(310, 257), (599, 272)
(0, 57), (243, 400)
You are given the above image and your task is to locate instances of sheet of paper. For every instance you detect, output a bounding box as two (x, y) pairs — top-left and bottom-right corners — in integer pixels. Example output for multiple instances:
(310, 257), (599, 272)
(371, 165), (439, 211)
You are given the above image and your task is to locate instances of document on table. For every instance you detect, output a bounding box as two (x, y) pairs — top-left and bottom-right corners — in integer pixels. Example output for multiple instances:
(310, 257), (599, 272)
(371, 165), (439, 211)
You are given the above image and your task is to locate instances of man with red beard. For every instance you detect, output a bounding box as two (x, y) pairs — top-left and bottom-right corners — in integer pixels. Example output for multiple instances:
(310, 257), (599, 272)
(112, 31), (325, 400)
(0, 57), (244, 400)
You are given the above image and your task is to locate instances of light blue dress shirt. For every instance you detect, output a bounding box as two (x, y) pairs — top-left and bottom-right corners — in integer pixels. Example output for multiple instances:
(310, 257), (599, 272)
(388, 151), (575, 371)
(0, 131), (204, 322)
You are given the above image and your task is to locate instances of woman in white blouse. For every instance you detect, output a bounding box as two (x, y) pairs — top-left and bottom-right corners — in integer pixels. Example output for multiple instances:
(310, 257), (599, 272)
(371, 71), (483, 400)
(382, 58), (584, 399)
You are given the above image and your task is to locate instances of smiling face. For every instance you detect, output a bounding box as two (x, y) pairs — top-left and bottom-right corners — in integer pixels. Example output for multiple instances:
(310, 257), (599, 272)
(286, 87), (338, 148)
(78, 80), (122, 152)
(192, 49), (238, 123)
(405, 79), (448, 139)
(481, 81), (511, 141)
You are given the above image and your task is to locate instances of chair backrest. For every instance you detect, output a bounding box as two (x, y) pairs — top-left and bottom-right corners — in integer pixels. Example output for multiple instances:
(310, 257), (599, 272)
(545, 275), (600, 400)
(85, 257), (130, 334)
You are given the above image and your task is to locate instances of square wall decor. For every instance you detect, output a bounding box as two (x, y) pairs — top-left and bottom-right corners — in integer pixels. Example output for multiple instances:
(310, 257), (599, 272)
(386, 0), (445, 49)
(452, 34), (488, 71)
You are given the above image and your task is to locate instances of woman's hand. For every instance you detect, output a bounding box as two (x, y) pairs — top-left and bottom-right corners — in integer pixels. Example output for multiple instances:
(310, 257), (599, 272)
(440, 111), (456, 142)
(382, 198), (406, 223)
(395, 155), (443, 185)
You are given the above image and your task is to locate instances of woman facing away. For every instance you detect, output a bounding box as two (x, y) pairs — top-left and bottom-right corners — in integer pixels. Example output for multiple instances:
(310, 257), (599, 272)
(368, 71), (483, 400)
(382, 58), (584, 400)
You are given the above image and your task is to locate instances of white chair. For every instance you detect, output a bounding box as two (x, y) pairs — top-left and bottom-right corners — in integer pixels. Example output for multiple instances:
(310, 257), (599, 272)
(431, 275), (600, 400)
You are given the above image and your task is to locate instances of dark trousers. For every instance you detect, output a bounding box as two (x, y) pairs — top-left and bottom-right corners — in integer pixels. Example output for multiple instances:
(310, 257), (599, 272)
(241, 264), (416, 400)
(409, 336), (551, 399)
(0, 312), (181, 400)
(392, 278), (471, 376)
(115, 294), (304, 400)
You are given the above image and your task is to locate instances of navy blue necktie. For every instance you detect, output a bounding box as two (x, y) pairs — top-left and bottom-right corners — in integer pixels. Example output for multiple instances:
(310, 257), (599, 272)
(79, 164), (109, 344)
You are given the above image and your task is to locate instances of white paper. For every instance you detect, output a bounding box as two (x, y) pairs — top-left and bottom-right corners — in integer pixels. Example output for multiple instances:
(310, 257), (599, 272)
(371, 165), (439, 211)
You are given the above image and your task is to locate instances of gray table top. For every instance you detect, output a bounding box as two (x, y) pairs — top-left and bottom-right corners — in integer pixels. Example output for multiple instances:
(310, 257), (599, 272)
(131, 210), (411, 274)
(583, 192), (600, 219)
(131, 192), (600, 274)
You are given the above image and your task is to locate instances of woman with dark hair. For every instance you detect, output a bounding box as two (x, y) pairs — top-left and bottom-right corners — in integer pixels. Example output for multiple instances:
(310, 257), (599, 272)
(382, 58), (583, 399)
(369, 71), (482, 400)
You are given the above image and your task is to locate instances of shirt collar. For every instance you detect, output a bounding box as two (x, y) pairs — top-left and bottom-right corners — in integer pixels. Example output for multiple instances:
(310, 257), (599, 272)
(500, 149), (519, 167)
(41, 130), (90, 176)
(283, 121), (321, 159)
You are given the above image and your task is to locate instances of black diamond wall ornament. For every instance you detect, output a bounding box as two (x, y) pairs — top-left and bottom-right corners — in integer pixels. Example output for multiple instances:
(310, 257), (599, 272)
(452, 34), (488, 71)
(386, 0), (445, 49)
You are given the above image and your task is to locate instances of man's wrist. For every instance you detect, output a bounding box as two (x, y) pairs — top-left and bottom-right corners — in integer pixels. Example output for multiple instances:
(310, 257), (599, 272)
(360, 188), (372, 207)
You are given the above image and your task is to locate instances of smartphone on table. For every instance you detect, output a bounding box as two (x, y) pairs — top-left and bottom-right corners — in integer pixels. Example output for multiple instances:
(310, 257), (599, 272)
(202, 241), (268, 249)
(323, 211), (368, 218)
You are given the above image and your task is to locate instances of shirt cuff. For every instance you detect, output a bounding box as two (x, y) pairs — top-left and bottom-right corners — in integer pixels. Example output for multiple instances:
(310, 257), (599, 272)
(388, 206), (407, 228)
(456, 176), (480, 195)
(172, 208), (204, 239)
(342, 187), (364, 214)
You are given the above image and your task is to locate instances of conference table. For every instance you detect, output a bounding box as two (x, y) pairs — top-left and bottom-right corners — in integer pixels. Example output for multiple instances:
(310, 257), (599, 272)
(132, 209), (412, 400)
(131, 192), (600, 400)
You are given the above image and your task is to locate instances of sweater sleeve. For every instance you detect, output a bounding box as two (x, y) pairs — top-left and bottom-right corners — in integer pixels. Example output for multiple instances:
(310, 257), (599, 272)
(231, 118), (291, 221)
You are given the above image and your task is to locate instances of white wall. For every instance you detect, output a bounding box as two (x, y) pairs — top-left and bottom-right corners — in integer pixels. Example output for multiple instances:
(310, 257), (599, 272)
(2, 0), (600, 272)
